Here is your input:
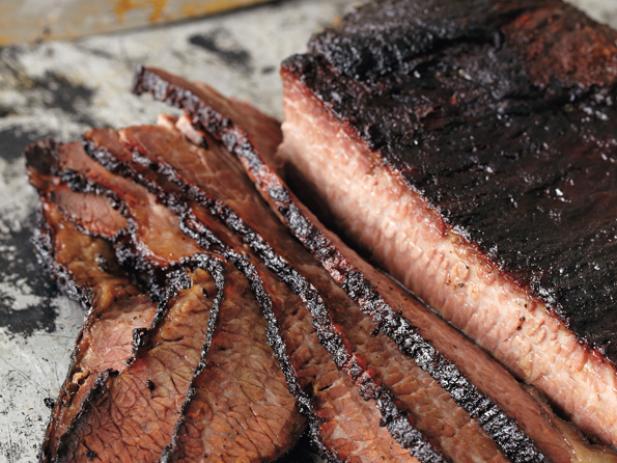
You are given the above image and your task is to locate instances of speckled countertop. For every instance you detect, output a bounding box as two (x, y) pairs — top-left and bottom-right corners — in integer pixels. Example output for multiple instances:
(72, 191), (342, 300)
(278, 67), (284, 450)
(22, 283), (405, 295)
(0, 1), (615, 462)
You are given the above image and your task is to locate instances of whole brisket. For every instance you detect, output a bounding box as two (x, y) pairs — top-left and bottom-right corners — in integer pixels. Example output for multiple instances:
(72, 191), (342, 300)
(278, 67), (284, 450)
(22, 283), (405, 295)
(25, 10), (617, 454)
(272, 0), (617, 447)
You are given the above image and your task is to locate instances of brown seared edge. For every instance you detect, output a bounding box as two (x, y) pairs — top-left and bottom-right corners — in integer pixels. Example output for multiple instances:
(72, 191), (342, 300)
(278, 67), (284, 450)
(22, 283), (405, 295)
(37, 133), (411, 462)
(30, 141), (225, 462)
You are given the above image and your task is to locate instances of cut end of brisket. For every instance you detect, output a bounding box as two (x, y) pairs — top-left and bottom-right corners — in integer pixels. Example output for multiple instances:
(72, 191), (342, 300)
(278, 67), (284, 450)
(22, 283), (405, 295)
(278, 0), (617, 448)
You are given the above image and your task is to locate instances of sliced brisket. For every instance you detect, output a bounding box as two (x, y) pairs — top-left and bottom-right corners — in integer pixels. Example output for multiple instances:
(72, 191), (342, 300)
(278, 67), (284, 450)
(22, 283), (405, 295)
(115, 120), (517, 462)
(132, 66), (617, 461)
(160, 262), (303, 463)
(40, 134), (421, 462)
(55, 263), (220, 462)
(272, 0), (617, 447)
(35, 144), (305, 462)
(81, 125), (441, 462)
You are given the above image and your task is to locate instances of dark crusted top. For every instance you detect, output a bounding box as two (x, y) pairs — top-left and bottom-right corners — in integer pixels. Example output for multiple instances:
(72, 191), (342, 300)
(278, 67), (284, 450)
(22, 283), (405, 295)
(283, 0), (617, 363)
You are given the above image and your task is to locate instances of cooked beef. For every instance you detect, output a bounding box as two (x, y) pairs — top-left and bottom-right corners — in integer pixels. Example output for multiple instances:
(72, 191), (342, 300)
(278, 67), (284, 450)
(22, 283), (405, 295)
(274, 0), (617, 446)
(57, 265), (220, 462)
(78, 126), (441, 462)
(37, 135), (423, 462)
(53, 141), (200, 269)
(25, 143), (157, 462)
(54, 188), (306, 463)
(60, 182), (424, 463)
(31, 143), (305, 462)
(161, 268), (303, 462)
(133, 66), (617, 462)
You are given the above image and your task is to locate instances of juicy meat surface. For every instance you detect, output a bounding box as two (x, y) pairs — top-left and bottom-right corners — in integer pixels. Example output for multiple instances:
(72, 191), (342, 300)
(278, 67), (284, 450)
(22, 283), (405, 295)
(56, 186), (305, 463)
(52, 186), (306, 463)
(39, 202), (156, 462)
(31, 141), (305, 462)
(131, 66), (617, 462)
(25, 143), (157, 462)
(276, 0), (617, 446)
(55, 141), (200, 268)
(57, 266), (218, 462)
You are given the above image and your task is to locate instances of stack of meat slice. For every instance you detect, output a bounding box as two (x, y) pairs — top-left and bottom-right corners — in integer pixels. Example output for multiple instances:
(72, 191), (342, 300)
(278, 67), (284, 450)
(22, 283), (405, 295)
(25, 61), (617, 462)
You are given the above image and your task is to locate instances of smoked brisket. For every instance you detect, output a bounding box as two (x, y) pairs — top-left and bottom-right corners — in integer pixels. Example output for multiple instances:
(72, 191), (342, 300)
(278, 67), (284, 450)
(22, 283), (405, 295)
(29, 142), (305, 462)
(26, 11), (617, 454)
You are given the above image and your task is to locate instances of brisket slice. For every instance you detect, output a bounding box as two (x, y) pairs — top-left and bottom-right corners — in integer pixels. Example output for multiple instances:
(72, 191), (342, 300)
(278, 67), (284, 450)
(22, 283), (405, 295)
(25, 143), (157, 462)
(133, 66), (617, 461)
(275, 0), (617, 447)
(36, 144), (305, 462)
(80, 126), (441, 463)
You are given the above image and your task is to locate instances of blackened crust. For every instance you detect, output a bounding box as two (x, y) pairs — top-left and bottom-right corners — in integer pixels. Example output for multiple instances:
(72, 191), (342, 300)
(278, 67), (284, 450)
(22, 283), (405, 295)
(282, 0), (617, 364)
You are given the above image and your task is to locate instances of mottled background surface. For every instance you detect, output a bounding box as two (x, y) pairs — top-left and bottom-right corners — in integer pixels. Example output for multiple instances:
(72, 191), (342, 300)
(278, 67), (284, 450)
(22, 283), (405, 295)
(0, 1), (614, 461)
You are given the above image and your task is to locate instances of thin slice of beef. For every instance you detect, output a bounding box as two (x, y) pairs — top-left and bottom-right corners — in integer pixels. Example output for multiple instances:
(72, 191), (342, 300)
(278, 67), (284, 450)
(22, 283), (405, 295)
(79, 127), (440, 462)
(53, 141), (200, 269)
(32, 144), (224, 461)
(30, 147), (226, 463)
(132, 66), (617, 462)
(161, 265), (303, 462)
(274, 0), (617, 446)
(25, 142), (157, 462)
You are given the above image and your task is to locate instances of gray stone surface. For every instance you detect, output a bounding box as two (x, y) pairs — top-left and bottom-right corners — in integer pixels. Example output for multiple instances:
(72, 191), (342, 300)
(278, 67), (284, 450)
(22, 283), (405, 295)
(0, 0), (613, 461)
